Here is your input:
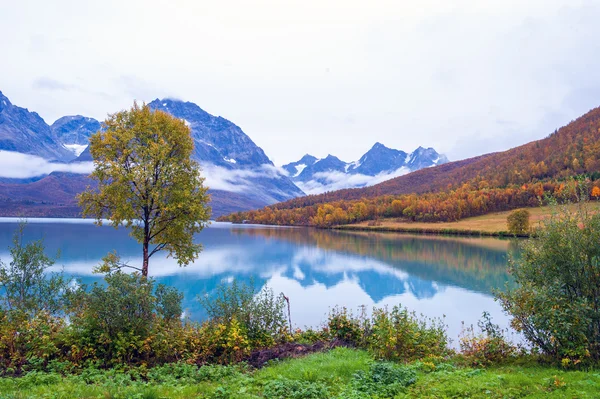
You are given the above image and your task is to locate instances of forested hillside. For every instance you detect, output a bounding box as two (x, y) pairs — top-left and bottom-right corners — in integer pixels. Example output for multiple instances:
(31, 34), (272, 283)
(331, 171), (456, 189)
(219, 106), (600, 226)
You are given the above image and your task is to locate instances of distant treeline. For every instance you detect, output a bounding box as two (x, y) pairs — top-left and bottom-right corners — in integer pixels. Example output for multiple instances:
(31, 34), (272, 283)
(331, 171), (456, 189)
(219, 180), (597, 227)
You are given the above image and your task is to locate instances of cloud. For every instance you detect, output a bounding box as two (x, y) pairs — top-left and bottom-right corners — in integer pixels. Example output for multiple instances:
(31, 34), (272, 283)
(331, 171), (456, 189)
(0, 154), (290, 201)
(32, 77), (77, 91)
(0, 151), (93, 178)
(296, 167), (411, 195)
(201, 164), (257, 192)
(201, 163), (289, 193)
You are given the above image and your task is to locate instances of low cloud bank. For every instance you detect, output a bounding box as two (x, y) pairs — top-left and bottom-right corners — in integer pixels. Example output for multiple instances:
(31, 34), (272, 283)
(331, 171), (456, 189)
(0, 151), (93, 178)
(201, 163), (289, 193)
(295, 167), (411, 195)
(0, 152), (289, 189)
(0, 153), (294, 204)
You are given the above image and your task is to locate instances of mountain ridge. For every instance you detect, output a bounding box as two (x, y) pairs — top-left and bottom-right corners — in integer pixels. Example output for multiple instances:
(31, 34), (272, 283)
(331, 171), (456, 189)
(282, 143), (448, 194)
(0, 91), (74, 161)
(0, 93), (303, 217)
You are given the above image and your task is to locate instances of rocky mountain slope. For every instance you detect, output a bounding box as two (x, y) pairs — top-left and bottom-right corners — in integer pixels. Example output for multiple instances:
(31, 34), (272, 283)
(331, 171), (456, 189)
(147, 99), (304, 205)
(0, 91), (74, 161)
(51, 115), (101, 156)
(0, 93), (303, 217)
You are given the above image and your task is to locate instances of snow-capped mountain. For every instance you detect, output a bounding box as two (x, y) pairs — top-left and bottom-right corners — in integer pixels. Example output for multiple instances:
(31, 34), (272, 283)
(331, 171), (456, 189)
(51, 115), (101, 156)
(0, 91), (74, 161)
(147, 98), (304, 207)
(281, 154), (318, 178)
(283, 142), (448, 194)
(0, 92), (303, 217)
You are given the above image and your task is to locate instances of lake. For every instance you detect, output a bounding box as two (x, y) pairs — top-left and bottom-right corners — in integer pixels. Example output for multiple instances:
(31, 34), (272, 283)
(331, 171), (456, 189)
(0, 219), (519, 343)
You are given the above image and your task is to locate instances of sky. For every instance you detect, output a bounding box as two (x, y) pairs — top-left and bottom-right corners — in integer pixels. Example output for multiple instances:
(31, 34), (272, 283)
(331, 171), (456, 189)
(1, 0), (600, 166)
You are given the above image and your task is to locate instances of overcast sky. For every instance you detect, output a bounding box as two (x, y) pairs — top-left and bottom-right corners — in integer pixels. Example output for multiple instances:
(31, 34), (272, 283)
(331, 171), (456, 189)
(1, 0), (600, 165)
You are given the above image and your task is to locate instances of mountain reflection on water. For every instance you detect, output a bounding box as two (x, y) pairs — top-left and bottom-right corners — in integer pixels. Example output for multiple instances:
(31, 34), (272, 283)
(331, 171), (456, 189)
(0, 220), (519, 341)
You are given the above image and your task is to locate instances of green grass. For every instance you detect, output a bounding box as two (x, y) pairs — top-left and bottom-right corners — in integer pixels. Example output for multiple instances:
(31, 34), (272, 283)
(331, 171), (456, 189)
(407, 363), (600, 398)
(1, 348), (599, 398)
(254, 347), (372, 384)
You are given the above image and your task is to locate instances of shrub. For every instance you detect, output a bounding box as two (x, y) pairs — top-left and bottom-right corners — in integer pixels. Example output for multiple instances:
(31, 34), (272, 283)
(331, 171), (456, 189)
(507, 209), (530, 235)
(67, 272), (185, 366)
(367, 306), (450, 362)
(498, 193), (600, 364)
(459, 312), (518, 366)
(293, 328), (328, 345)
(199, 280), (289, 349)
(0, 311), (66, 374)
(155, 283), (184, 323)
(0, 224), (71, 374)
(326, 307), (365, 345)
(0, 223), (67, 317)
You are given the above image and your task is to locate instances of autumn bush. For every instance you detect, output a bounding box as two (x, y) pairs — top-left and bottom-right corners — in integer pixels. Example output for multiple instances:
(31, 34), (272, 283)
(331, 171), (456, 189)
(198, 280), (290, 351)
(459, 312), (518, 367)
(65, 272), (190, 367)
(0, 223), (71, 374)
(366, 306), (450, 362)
(326, 305), (450, 362)
(498, 193), (600, 365)
(0, 311), (66, 375)
(326, 307), (366, 345)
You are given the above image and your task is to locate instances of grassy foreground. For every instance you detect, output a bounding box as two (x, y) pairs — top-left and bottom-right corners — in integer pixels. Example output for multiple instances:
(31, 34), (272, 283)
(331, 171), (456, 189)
(336, 203), (600, 236)
(1, 348), (599, 399)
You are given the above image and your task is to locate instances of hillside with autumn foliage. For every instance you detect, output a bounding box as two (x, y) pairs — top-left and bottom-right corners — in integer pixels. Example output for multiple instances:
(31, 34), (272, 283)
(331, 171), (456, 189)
(219, 106), (600, 227)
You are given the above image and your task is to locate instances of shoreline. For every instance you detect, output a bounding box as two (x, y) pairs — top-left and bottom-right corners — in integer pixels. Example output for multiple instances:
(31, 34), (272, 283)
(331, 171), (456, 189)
(331, 224), (531, 238)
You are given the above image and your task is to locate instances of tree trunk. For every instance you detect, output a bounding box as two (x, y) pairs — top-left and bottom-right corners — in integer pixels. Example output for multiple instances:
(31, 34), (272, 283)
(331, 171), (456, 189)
(142, 240), (149, 277)
(142, 215), (150, 277)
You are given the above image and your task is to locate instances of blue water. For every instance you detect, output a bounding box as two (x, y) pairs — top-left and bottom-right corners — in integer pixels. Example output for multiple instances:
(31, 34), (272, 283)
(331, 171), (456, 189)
(0, 219), (519, 342)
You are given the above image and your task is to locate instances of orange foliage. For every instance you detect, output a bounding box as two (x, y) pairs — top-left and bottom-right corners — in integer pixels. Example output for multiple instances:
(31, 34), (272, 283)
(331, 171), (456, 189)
(220, 106), (600, 227)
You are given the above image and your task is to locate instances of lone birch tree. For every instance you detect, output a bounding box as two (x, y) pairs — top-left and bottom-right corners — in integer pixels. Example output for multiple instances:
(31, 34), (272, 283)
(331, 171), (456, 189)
(79, 102), (210, 277)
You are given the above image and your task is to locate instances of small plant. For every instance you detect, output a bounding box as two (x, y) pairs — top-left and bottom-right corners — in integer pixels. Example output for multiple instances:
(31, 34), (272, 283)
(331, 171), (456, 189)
(263, 378), (329, 399)
(348, 362), (416, 398)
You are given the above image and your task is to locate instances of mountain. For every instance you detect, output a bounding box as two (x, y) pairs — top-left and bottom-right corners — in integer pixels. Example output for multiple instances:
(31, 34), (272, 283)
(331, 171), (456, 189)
(281, 154), (318, 178)
(348, 142), (409, 176)
(0, 91), (74, 161)
(0, 93), (304, 217)
(294, 154), (348, 183)
(148, 99), (272, 169)
(405, 146), (449, 171)
(220, 105), (600, 225)
(282, 143), (447, 194)
(51, 115), (101, 156)
(147, 98), (304, 206)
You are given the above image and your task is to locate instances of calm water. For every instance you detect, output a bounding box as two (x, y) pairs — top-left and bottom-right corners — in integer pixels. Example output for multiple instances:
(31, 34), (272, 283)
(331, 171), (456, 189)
(0, 219), (519, 342)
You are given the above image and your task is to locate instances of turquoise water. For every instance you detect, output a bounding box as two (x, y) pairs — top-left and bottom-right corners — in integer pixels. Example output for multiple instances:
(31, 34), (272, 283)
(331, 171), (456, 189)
(0, 219), (519, 341)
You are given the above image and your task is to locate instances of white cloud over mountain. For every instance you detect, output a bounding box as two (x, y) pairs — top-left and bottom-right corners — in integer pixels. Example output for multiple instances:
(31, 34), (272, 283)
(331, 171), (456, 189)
(0, 151), (93, 178)
(295, 166), (411, 195)
(201, 163), (290, 194)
